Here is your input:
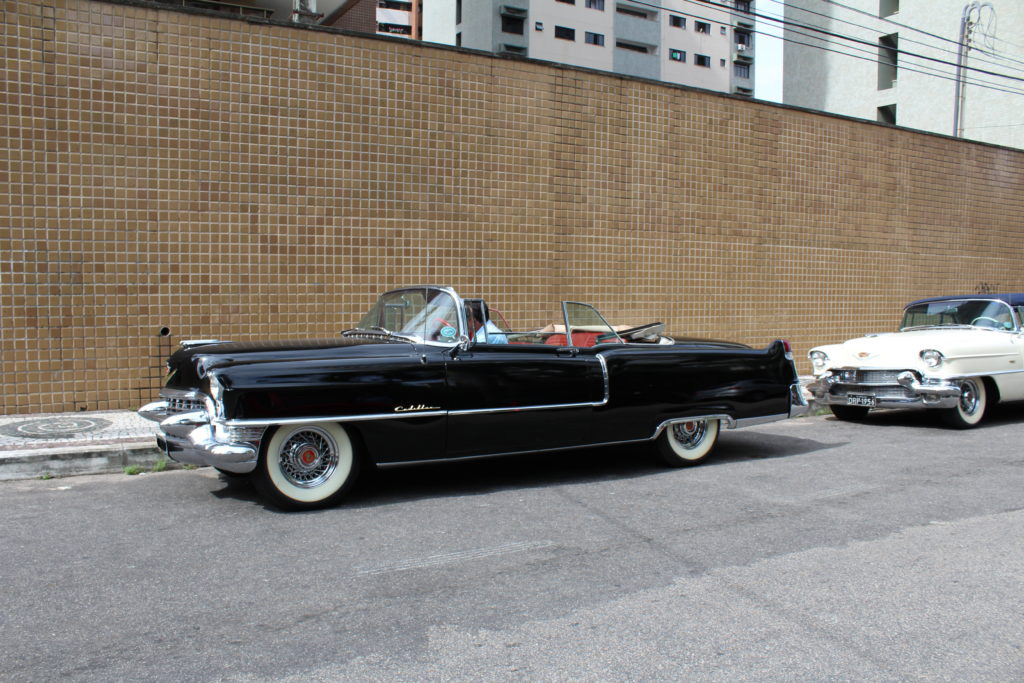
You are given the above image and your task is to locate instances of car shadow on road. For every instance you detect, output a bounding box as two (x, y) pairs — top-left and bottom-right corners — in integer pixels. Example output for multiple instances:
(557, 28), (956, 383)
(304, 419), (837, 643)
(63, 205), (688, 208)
(334, 429), (843, 510)
(825, 400), (1024, 430)
(205, 429), (843, 512)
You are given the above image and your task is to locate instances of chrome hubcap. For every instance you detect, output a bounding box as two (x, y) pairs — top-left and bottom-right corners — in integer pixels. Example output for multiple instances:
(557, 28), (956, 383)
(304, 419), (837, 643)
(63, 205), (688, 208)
(959, 381), (979, 415)
(279, 428), (338, 488)
(671, 420), (707, 450)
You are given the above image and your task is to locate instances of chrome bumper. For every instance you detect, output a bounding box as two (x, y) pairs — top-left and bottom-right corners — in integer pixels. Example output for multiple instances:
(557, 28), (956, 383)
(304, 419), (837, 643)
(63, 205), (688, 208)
(806, 372), (962, 410)
(138, 401), (259, 474)
(789, 381), (811, 417)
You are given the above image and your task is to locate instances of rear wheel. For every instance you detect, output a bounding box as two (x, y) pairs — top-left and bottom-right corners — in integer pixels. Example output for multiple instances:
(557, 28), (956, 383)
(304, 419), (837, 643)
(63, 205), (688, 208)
(941, 378), (987, 429)
(655, 418), (720, 467)
(830, 405), (870, 421)
(253, 423), (359, 510)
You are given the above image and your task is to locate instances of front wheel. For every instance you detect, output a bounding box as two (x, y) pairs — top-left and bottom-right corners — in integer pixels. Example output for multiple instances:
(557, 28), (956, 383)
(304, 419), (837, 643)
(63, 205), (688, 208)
(655, 418), (720, 467)
(253, 423), (359, 510)
(941, 378), (987, 429)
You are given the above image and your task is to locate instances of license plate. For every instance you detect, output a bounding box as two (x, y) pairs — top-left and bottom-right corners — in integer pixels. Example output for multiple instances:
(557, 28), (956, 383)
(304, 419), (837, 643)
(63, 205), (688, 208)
(846, 394), (876, 408)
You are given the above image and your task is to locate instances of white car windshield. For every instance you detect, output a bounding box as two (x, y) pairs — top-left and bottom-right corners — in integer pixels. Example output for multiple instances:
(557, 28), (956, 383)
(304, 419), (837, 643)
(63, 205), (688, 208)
(900, 299), (1016, 331)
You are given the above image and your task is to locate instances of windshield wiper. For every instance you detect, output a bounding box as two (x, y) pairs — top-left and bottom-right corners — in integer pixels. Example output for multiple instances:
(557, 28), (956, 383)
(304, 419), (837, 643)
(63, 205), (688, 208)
(341, 326), (419, 342)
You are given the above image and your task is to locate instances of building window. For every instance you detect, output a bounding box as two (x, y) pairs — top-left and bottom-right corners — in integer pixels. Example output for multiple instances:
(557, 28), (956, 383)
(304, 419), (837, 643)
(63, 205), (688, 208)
(379, 23), (412, 35)
(456, 32), (461, 46)
(456, 0), (461, 24)
(879, 0), (899, 18)
(535, 21), (543, 30)
(669, 49), (686, 62)
(502, 15), (525, 34)
(379, 0), (411, 8)
(585, 0), (604, 8)
(877, 104), (896, 124)
(721, 26), (727, 34)
(878, 33), (898, 89)
(616, 6), (650, 19)
(585, 31), (605, 46)
(695, 21), (711, 33)
(734, 62), (749, 78)
(735, 31), (750, 47)
(556, 0), (575, 4)
(670, 15), (685, 28)
(695, 53), (711, 67)
(616, 40), (650, 53)
(555, 25), (576, 40)
(734, 0), (751, 12)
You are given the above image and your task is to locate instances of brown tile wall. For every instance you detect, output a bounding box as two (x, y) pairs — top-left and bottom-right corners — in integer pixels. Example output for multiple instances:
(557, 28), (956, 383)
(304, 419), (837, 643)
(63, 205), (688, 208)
(2, 0), (1024, 414)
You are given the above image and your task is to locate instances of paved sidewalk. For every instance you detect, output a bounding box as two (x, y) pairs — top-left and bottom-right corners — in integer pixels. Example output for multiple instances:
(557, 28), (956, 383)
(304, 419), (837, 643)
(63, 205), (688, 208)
(0, 410), (164, 480)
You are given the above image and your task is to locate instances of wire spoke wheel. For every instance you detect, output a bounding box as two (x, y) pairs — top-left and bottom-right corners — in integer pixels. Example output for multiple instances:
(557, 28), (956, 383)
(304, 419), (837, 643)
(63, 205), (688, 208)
(941, 377), (987, 429)
(655, 418), (720, 467)
(254, 423), (359, 509)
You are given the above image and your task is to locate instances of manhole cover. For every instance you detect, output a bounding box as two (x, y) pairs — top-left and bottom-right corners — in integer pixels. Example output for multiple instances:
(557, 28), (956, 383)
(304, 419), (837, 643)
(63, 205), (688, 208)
(0, 417), (113, 440)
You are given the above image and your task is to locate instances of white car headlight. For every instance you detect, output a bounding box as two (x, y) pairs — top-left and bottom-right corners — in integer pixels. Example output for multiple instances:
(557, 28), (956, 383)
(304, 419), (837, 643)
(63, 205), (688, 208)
(809, 350), (829, 372)
(920, 349), (944, 368)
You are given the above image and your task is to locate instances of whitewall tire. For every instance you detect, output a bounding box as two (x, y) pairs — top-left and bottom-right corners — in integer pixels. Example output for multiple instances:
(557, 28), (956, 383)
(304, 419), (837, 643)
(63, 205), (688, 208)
(253, 423), (359, 510)
(941, 378), (987, 429)
(655, 418), (720, 467)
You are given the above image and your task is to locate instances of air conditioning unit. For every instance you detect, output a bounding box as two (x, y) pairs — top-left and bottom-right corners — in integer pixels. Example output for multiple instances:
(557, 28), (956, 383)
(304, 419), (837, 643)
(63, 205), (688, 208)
(736, 44), (747, 51)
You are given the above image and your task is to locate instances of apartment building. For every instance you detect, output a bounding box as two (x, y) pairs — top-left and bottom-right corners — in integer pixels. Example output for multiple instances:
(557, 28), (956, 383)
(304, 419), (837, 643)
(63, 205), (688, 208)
(452, 0), (757, 96)
(783, 0), (1024, 149)
(323, 0), (422, 39)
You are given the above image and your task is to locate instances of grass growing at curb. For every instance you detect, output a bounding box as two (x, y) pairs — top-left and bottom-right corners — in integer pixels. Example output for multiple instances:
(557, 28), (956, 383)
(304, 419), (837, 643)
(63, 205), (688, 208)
(123, 465), (143, 475)
(151, 458), (168, 473)
(37, 473), (54, 480)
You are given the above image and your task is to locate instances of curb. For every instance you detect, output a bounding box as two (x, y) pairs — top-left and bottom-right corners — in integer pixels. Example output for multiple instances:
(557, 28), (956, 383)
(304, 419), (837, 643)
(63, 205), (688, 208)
(0, 439), (167, 481)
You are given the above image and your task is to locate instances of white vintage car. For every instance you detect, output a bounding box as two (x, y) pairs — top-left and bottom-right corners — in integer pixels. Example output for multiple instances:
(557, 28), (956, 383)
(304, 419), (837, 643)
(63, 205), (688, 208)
(806, 295), (1024, 428)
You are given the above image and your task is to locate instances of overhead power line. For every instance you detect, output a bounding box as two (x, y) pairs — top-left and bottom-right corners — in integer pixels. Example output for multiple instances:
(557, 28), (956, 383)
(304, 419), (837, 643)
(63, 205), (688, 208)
(619, 0), (1024, 99)
(777, 0), (1024, 73)
(666, 0), (1024, 84)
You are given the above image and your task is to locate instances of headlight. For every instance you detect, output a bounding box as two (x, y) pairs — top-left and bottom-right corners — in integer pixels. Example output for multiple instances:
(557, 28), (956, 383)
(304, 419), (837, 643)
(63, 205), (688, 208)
(809, 350), (829, 371)
(920, 349), (944, 368)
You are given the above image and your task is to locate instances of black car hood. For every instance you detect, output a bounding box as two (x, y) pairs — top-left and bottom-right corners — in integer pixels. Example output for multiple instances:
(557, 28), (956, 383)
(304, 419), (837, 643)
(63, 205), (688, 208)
(165, 336), (413, 391)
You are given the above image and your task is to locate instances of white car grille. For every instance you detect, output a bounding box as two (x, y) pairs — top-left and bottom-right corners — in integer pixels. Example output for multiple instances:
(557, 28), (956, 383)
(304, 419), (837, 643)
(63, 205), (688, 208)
(838, 369), (911, 385)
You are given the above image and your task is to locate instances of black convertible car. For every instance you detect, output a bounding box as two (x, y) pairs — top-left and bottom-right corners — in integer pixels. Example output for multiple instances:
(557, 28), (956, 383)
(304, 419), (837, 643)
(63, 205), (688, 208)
(140, 286), (807, 509)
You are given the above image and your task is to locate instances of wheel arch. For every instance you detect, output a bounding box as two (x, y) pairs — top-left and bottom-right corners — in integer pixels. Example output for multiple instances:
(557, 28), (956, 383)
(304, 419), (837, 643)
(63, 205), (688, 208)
(981, 375), (1001, 404)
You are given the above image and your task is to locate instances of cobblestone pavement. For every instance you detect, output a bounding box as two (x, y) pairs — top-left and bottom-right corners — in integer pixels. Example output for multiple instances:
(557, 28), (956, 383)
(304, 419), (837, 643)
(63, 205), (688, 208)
(0, 410), (161, 480)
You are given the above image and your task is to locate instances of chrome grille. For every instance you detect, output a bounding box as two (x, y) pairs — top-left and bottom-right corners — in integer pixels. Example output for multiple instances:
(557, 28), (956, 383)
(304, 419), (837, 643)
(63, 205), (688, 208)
(858, 369), (907, 384)
(166, 396), (205, 414)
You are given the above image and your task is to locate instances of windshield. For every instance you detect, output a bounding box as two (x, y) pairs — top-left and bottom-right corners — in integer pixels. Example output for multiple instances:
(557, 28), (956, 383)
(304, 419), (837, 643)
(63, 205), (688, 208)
(900, 299), (1017, 331)
(355, 288), (461, 342)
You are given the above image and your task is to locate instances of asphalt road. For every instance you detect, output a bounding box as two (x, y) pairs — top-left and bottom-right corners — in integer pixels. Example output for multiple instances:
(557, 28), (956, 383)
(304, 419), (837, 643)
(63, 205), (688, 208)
(2, 408), (1023, 681)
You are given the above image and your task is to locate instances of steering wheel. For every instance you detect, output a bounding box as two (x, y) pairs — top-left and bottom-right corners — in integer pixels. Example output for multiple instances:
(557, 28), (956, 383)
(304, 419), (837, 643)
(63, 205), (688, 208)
(971, 316), (1001, 328)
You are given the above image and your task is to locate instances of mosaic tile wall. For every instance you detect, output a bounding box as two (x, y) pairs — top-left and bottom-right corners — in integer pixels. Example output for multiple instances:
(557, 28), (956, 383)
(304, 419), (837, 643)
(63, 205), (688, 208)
(2, 0), (1024, 414)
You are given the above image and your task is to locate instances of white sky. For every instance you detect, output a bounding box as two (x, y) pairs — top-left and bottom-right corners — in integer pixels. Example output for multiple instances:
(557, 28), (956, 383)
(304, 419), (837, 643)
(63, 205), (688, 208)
(754, 0), (786, 102)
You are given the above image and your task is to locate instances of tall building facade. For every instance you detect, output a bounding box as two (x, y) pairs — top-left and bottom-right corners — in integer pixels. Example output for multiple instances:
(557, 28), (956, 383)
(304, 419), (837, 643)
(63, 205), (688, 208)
(453, 0), (757, 96)
(323, 0), (422, 39)
(783, 0), (1024, 149)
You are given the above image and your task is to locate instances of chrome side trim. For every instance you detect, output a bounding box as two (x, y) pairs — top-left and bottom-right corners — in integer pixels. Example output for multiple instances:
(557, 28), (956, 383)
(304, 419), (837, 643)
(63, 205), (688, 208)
(224, 410), (447, 428)
(378, 412), (786, 469)
(735, 412), (792, 427)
